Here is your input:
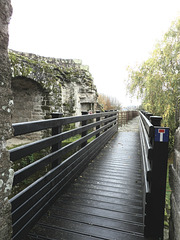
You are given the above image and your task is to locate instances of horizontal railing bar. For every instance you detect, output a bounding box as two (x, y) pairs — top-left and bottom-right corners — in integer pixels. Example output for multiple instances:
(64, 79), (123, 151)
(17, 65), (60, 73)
(10, 126), (115, 212)
(139, 125), (150, 194)
(13, 120), (117, 185)
(139, 111), (154, 137)
(140, 122), (151, 174)
(140, 130), (151, 180)
(12, 137), (98, 214)
(10, 115), (117, 162)
(11, 129), (113, 237)
(10, 110), (119, 239)
(139, 117), (153, 161)
(13, 112), (118, 136)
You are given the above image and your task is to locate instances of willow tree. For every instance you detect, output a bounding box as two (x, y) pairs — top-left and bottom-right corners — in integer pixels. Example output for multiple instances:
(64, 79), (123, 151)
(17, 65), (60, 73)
(127, 17), (180, 149)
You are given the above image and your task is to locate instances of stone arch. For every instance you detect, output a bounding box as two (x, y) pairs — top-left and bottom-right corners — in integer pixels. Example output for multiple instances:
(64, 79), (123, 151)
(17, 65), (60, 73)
(11, 77), (51, 123)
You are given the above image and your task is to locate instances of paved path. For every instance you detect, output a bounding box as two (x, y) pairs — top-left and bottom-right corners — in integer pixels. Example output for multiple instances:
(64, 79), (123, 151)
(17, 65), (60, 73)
(27, 117), (147, 240)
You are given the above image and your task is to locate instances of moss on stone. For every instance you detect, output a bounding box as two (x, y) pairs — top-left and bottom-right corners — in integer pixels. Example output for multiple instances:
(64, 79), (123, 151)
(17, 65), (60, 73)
(8, 50), (97, 116)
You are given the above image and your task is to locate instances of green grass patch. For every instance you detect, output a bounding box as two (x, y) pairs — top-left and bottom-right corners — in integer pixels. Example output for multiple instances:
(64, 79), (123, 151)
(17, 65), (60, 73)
(62, 134), (81, 146)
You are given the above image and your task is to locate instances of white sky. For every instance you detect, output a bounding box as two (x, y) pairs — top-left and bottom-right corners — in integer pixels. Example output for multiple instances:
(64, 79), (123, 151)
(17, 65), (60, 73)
(9, 0), (180, 107)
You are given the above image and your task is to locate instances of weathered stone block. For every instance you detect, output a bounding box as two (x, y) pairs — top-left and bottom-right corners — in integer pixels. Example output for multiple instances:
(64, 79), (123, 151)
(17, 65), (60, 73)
(169, 164), (180, 207)
(169, 193), (180, 240)
(174, 149), (180, 175)
(174, 127), (180, 152)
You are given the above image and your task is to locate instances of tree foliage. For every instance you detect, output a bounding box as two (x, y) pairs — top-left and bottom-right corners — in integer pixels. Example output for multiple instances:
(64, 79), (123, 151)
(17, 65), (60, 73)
(127, 17), (180, 150)
(98, 94), (122, 111)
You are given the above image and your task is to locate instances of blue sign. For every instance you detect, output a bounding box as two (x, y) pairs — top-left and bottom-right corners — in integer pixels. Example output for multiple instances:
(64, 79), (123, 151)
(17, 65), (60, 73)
(154, 128), (169, 142)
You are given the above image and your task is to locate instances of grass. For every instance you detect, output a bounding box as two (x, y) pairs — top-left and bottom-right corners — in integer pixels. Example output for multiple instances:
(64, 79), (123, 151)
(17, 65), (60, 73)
(62, 134), (81, 146)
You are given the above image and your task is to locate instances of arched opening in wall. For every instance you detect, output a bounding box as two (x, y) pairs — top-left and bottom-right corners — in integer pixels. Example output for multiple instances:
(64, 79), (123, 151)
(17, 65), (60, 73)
(11, 77), (50, 123)
(9, 77), (51, 144)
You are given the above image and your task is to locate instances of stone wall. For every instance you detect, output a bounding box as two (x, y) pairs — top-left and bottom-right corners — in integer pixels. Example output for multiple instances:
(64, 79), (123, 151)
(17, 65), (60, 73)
(169, 95), (180, 240)
(0, 1), (13, 239)
(9, 50), (98, 123)
(12, 77), (48, 122)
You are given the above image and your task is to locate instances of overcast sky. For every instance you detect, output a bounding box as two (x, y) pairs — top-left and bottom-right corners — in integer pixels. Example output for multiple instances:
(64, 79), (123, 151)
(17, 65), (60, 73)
(9, 0), (180, 107)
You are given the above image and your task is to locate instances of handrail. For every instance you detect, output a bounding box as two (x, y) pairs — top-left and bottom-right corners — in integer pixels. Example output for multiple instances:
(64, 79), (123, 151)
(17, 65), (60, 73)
(139, 110), (169, 240)
(12, 112), (113, 135)
(9, 110), (118, 239)
(10, 115), (116, 161)
(12, 119), (117, 185)
(139, 111), (154, 137)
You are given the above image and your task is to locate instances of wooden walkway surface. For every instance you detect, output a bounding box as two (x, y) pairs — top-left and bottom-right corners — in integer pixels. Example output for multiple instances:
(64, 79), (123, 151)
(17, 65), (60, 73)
(27, 129), (147, 240)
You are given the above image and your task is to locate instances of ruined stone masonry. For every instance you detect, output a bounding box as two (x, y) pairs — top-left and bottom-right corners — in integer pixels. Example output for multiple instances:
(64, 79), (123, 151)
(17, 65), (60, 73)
(9, 50), (98, 124)
(0, 0), (13, 239)
(169, 95), (180, 240)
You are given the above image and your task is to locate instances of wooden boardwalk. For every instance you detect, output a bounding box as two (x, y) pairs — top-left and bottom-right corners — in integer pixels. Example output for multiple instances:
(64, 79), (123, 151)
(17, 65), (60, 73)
(27, 130), (147, 239)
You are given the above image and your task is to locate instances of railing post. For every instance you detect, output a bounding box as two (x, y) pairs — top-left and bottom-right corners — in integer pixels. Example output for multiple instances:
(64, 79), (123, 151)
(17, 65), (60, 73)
(129, 111), (132, 121)
(119, 111), (121, 126)
(144, 115), (169, 239)
(51, 112), (63, 168)
(120, 111), (122, 126)
(150, 115), (162, 126)
(110, 109), (115, 127)
(96, 110), (101, 138)
(81, 111), (88, 148)
(115, 110), (119, 128)
(113, 110), (117, 126)
(104, 110), (109, 131)
(145, 112), (153, 120)
(126, 111), (128, 124)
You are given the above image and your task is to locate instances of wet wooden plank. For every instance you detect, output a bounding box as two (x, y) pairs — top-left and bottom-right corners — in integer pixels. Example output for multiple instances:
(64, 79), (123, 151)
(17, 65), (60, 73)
(56, 194), (143, 214)
(28, 221), (145, 240)
(28, 132), (147, 239)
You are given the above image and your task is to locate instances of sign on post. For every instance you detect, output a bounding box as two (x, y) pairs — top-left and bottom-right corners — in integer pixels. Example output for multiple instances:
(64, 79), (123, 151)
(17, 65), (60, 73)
(154, 127), (169, 142)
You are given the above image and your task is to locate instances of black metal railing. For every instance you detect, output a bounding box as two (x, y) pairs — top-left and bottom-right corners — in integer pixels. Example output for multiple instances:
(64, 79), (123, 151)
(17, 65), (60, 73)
(9, 110), (118, 239)
(139, 111), (169, 239)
